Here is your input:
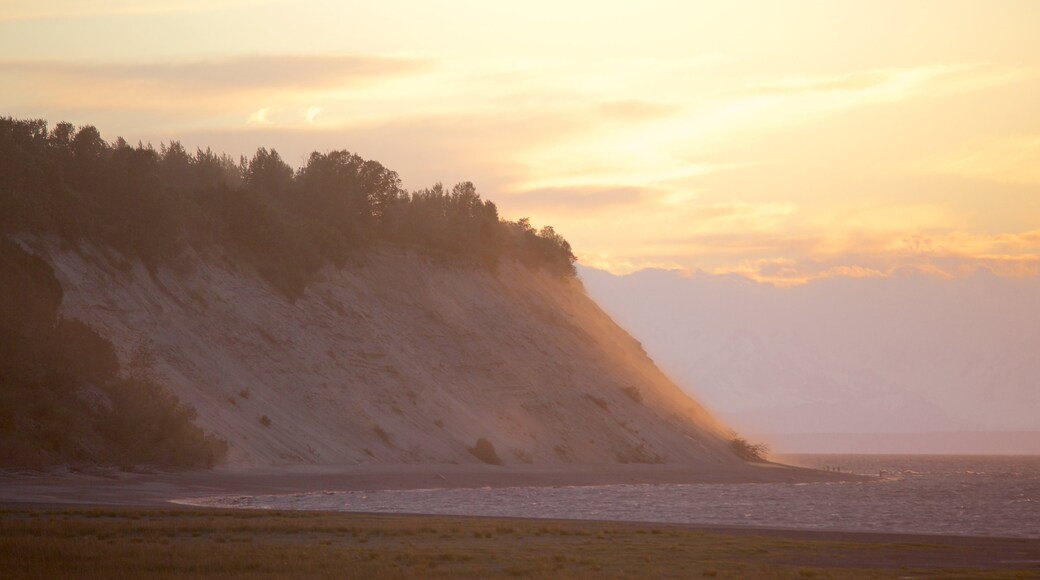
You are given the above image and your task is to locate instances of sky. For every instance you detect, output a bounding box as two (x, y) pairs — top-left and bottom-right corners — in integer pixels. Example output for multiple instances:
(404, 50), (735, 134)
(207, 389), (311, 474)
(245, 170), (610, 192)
(3, 1), (1039, 283)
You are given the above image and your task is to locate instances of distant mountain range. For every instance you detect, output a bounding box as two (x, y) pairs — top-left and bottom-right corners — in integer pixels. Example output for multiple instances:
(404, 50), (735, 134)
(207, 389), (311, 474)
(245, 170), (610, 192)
(580, 266), (1040, 453)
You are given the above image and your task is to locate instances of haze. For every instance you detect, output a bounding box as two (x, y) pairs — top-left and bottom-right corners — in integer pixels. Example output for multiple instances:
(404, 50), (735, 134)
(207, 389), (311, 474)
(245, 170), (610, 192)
(582, 266), (1040, 454)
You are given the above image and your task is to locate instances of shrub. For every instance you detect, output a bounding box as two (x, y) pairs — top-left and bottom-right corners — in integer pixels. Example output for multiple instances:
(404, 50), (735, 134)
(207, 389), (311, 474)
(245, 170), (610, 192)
(259, 415), (271, 427)
(553, 445), (570, 461)
(469, 437), (502, 465)
(615, 443), (664, 464)
(586, 394), (609, 411)
(0, 237), (226, 468)
(730, 436), (769, 462)
(98, 377), (228, 468)
(511, 448), (533, 463)
(621, 386), (642, 403)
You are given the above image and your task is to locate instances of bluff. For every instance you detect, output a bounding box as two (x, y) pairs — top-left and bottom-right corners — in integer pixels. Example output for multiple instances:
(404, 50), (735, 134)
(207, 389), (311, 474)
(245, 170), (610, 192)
(26, 238), (735, 467)
(1, 117), (739, 469)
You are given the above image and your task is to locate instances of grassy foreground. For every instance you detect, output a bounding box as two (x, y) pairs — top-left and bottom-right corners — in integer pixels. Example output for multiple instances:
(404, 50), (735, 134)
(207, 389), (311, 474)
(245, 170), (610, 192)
(0, 507), (1035, 579)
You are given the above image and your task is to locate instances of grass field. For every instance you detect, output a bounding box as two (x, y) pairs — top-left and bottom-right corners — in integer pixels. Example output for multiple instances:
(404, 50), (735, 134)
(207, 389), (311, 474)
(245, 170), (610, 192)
(1, 507), (1036, 579)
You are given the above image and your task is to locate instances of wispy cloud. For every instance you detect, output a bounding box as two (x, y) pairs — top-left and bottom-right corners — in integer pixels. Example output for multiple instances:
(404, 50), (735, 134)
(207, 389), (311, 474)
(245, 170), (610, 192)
(925, 134), (1040, 185)
(724, 250), (1040, 286)
(568, 194), (1040, 285)
(506, 186), (649, 211)
(171, 106), (595, 191)
(0, 54), (430, 94)
(738, 70), (895, 96)
(710, 229), (1040, 285)
(4, 44), (1034, 287)
(0, 0), (279, 22)
(595, 100), (681, 121)
(246, 107), (274, 126)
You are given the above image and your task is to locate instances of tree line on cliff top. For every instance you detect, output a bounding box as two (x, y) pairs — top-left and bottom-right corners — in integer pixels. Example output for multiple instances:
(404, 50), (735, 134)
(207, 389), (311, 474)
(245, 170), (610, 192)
(0, 117), (576, 468)
(0, 117), (577, 300)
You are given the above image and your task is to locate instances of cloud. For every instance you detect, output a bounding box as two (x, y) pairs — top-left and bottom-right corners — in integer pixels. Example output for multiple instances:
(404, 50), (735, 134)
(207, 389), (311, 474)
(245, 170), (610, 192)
(595, 100), (681, 122)
(0, 54), (430, 95)
(740, 70), (893, 96)
(683, 201), (798, 222)
(743, 253), (1040, 286)
(925, 134), (1040, 185)
(247, 107), (274, 126)
(505, 186), (649, 211)
(170, 106), (594, 192)
(735, 65), (992, 102)
(579, 205), (1040, 286)
(700, 227), (1040, 285)
(0, 0), (279, 22)
(4, 47), (1034, 289)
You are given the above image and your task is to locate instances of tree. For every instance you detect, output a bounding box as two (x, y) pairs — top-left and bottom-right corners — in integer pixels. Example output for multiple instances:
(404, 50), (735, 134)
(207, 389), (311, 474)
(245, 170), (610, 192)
(294, 150), (376, 246)
(244, 148), (292, 196)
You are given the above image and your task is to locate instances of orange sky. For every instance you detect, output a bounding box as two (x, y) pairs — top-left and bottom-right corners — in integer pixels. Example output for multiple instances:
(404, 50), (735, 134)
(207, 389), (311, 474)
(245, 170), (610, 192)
(2, 0), (1038, 283)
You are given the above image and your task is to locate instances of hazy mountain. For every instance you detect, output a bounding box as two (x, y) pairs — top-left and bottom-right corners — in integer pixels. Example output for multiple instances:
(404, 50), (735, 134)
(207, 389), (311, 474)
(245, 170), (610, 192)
(580, 266), (1040, 451)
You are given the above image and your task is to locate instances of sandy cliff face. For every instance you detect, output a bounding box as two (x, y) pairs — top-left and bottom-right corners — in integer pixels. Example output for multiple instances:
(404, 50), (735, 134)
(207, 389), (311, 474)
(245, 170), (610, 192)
(30, 240), (734, 467)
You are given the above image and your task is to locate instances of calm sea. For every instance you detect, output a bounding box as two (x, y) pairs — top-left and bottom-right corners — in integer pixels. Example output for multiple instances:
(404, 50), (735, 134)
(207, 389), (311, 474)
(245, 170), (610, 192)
(188, 455), (1040, 538)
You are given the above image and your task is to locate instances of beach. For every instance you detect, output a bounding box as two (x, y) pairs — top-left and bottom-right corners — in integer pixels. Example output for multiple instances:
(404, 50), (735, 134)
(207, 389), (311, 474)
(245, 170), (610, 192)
(0, 462), (863, 507)
(2, 461), (1039, 577)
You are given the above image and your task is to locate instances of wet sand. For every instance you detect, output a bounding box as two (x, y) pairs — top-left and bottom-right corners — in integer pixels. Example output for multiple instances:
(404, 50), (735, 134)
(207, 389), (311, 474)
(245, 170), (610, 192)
(0, 462), (866, 507)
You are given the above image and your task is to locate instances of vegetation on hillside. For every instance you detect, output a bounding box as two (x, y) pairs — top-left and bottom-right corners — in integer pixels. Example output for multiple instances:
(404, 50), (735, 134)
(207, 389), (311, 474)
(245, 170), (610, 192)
(0, 237), (226, 468)
(729, 435), (769, 462)
(468, 437), (503, 466)
(0, 117), (580, 468)
(0, 117), (577, 300)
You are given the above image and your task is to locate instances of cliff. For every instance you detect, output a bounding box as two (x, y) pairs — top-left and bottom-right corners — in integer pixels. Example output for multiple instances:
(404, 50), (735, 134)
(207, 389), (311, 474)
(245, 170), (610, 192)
(25, 238), (734, 467)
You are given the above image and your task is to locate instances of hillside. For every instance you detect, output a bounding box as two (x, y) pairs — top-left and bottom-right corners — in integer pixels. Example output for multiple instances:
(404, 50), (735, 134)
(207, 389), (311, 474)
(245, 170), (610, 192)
(0, 236), (226, 468)
(23, 237), (732, 467)
(0, 117), (742, 469)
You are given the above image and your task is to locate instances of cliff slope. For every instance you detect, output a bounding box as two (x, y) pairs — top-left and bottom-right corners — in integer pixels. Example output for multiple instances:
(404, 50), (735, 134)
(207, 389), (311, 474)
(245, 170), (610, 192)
(28, 239), (734, 467)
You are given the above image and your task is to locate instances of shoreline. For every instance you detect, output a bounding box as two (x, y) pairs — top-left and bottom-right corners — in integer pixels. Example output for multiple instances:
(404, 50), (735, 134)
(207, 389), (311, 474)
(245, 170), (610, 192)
(179, 502), (1040, 544)
(0, 461), (869, 508)
(21, 460), (1037, 542)
(3, 463), (1037, 575)
(10, 461), (1033, 544)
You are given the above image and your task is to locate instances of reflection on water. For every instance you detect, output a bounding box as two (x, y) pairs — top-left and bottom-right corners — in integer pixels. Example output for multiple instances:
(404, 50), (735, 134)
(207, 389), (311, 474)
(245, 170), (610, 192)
(187, 455), (1040, 538)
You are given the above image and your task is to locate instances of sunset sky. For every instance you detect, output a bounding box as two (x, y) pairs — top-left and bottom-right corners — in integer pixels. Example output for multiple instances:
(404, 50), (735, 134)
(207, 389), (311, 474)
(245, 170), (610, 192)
(3, 1), (1039, 283)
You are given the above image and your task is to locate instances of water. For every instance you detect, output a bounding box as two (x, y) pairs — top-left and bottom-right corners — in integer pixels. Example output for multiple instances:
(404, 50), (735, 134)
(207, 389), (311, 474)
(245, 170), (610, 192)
(186, 455), (1040, 539)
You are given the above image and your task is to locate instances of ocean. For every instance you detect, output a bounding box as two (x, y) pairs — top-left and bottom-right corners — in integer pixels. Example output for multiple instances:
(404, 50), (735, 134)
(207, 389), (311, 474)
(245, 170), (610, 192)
(187, 455), (1040, 539)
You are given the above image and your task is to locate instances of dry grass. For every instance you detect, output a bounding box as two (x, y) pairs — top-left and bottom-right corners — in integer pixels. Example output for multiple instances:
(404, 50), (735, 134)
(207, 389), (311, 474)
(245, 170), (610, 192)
(0, 507), (1033, 579)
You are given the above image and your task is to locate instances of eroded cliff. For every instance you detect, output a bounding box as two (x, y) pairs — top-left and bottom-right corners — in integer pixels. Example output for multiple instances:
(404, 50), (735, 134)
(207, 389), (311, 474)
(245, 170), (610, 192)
(28, 239), (734, 467)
